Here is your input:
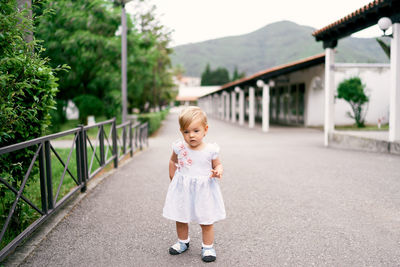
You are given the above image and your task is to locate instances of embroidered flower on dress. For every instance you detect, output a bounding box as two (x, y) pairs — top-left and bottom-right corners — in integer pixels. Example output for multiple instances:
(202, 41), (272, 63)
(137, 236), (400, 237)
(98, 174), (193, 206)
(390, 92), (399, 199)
(174, 140), (193, 169)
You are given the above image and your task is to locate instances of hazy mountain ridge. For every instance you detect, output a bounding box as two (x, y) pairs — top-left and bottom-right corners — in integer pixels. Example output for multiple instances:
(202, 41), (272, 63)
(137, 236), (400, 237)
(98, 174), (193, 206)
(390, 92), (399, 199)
(171, 21), (389, 77)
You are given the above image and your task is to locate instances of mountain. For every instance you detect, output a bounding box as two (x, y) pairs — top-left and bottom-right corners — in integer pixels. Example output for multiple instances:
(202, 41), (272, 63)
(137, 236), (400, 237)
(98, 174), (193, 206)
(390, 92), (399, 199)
(171, 21), (389, 77)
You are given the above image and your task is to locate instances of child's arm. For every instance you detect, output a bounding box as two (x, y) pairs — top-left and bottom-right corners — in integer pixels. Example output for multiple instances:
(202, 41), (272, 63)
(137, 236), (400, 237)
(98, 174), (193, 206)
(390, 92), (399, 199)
(211, 158), (223, 179)
(169, 152), (178, 181)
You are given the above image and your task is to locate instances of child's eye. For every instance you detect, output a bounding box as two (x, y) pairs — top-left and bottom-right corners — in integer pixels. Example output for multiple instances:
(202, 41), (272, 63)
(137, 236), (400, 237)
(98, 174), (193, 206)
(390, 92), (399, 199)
(183, 131), (189, 134)
(194, 130), (199, 133)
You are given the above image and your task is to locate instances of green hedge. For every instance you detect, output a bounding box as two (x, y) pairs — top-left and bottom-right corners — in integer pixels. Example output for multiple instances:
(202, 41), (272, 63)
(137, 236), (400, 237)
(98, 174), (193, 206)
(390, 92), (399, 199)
(137, 109), (169, 135)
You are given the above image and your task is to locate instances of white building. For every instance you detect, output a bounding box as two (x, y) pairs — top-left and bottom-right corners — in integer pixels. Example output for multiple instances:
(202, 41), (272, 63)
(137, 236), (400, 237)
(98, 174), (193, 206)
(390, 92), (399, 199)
(199, 53), (390, 128)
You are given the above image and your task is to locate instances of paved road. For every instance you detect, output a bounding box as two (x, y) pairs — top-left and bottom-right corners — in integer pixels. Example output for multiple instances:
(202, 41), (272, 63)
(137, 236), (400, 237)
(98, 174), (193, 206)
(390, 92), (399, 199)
(14, 111), (400, 266)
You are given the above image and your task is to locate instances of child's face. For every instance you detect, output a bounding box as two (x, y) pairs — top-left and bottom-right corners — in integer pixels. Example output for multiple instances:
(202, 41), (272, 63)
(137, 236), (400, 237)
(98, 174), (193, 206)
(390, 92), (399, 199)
(180, 119), (208, 149)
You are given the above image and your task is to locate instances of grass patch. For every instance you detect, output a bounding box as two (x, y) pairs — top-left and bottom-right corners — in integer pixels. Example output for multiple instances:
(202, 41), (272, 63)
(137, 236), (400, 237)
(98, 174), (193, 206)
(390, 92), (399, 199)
(335, 124), (389, 131)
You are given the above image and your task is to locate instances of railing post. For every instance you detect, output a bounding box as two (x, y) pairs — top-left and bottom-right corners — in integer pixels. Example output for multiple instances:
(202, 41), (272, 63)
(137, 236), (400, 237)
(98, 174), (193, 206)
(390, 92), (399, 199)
(100, 125), (105, 166)
(145, 123), (149, 147)
(38, 142), (48, 214)
(134, 125), (138, 152)
(139, 125), (143, 151)
(123, 125), (127, 155)
(44, 140), (54, 210)
(129, 121), (133, 157)
(79, 125), (87, 192)
(75, 130), (83, 189)
(112, 118), (118, 168)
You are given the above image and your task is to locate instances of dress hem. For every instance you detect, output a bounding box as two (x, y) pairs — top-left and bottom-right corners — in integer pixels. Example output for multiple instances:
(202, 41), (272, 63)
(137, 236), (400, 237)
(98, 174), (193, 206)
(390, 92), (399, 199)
(162, 213), (226, 225)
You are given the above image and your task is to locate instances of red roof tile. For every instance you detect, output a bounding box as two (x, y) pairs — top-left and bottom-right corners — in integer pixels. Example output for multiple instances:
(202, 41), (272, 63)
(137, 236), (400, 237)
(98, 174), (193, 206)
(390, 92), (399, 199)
(313, 0), (384, 37)
(219, 53), (325, 90)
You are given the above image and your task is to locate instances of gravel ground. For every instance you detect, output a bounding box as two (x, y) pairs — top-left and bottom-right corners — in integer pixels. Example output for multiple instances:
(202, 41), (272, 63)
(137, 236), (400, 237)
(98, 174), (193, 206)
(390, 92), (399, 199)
(12, 111), (400, 266)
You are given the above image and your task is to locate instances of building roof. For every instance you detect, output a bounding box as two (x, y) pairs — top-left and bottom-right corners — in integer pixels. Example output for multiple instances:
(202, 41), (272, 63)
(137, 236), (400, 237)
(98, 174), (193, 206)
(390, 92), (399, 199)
(313, 0), (400, 44)
(217, 53), (325, 91)
(176, 86), (220, 101)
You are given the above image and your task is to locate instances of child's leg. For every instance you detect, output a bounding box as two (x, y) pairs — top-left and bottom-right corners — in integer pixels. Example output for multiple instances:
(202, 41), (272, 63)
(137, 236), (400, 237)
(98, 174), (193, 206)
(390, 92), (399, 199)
(200, 224), (214, 245)
(176, 221), (189, 240)
(169, 221), (190, 255)
(200, 224), (216, 262)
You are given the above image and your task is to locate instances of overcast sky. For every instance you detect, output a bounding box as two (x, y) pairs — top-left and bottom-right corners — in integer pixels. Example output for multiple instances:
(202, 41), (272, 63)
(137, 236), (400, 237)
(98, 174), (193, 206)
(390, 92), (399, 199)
(126, 0), (386, 47)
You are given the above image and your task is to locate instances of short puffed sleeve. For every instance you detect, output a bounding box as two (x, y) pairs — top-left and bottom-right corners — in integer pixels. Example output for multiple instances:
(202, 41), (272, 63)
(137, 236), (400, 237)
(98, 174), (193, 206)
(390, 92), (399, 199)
(209, 143), (220, 160)
(171, 139), (184, 155)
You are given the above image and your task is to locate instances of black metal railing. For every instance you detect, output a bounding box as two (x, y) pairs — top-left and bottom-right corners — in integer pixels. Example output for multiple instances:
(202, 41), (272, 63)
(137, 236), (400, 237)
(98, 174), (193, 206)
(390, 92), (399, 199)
(0, 118), (148, 261)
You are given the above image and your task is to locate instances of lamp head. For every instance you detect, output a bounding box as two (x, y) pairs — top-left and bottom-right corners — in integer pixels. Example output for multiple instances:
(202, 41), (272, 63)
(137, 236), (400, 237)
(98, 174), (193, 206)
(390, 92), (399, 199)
(256, 80), (265, 87)
(378, 17), (392, 33)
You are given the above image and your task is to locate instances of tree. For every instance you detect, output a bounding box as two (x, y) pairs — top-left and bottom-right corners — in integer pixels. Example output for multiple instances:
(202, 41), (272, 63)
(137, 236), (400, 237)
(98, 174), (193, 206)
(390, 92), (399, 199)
(200, 65), (230, 85)
(231, 66), (246, 81)
(35, 0), (121, 121)
(0, 0), (59, 243)
(337, 77), (369, 128)
(36, 0), (176, 118)
(127, 3), (175, 112)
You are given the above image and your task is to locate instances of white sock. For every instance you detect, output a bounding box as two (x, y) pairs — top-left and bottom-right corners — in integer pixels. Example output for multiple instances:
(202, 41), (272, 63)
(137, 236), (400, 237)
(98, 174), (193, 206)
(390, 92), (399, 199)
(179, 237), (190, 243)
(202, 242), (213, 248)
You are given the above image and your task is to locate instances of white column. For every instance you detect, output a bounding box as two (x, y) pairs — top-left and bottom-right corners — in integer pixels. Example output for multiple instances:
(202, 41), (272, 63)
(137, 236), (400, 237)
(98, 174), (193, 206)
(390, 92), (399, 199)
(258, 80), (271, 132)
(220, 92), (225, 120)
(389, 23), (400, 142)
(239, 88), (245, 125)
(226, 92), (230, 121)
(231, 91), (236, 123)
(249, 87), (255, 128)
(212, 95), (215, 117)
(324, 48), (335, 146)
(208, 95), (212, 115)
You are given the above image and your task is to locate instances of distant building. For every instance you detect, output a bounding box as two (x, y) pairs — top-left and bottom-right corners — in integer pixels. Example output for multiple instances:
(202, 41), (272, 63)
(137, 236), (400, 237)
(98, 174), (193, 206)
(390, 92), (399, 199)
(199, 54), (390, 127)
(173, 75), (219, 105)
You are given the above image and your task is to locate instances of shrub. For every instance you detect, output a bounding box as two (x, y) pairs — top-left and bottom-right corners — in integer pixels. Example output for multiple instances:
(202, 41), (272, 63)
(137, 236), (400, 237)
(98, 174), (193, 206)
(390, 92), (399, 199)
(137, 109), (169, 135)
(0, 0), (61, 249)
(73, 94), (104, 124)
(337, 77), (369, 128)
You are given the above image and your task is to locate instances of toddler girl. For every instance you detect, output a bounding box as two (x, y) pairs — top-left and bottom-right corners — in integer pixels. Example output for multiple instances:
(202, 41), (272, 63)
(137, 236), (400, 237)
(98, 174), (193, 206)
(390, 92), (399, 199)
(163, 106), (226, 262)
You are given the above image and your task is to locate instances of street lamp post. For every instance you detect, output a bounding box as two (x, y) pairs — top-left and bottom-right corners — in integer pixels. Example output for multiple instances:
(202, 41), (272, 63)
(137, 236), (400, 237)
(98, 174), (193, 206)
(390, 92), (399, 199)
(115, 0), (132, 122)
(378, 17), (400, 142)
(121, 1), (128, 122)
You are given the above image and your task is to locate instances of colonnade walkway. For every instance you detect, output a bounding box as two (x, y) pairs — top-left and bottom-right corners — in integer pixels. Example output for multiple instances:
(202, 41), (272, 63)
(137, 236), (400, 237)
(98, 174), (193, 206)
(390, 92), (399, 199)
(12, 110), (400, 266)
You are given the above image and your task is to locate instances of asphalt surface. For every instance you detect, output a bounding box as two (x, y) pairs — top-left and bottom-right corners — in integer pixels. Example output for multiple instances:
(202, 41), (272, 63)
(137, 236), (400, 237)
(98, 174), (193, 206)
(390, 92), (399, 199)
(12, 111), (400, 266)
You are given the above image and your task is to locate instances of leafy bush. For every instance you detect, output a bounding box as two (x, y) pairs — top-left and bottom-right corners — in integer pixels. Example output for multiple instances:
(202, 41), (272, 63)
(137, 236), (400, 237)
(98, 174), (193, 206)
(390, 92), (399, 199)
(0, 0), (61, 250)
(73, 94), (104, 124)
(337, 77), (369, 128)
(138, 109), (169, 135)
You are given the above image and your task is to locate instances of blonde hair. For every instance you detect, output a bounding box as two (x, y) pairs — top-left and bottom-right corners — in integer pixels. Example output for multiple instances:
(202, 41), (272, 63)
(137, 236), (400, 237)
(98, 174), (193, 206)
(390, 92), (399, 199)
(179, 106), (208, 130)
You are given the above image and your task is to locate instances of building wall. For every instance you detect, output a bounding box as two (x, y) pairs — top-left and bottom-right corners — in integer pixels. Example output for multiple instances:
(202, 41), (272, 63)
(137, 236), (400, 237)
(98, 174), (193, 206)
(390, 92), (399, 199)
(282, 63), (390, 126)
(333, 64), (390, 125)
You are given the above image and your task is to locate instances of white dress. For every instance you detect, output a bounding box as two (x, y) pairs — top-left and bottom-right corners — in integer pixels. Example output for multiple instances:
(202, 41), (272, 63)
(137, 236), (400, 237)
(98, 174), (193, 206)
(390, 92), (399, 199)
(163, 140), (226, 225)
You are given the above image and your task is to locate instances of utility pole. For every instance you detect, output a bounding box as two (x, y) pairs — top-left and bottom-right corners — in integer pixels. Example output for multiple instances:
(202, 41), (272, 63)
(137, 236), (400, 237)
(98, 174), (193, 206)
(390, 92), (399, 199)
(121, 2), (128, 122)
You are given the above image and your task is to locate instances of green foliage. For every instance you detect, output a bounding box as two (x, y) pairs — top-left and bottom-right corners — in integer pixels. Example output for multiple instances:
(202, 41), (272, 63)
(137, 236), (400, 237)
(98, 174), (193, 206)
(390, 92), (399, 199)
(73, 94), (104, 124)
(201, 64), (230, 85)
(35, 0), (121, 119)
(127, 4), (175, 112)
(35, 0), (175, 116)
(137, 109), (169, 135)
(0, 0), (59, 248)
(337, 77), (369, 128)
(231, 66), (246, 81)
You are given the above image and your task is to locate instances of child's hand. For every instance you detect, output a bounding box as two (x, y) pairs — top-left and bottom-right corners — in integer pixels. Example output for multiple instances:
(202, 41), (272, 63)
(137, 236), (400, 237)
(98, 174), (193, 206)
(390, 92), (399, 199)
(210, 168), (223, 179)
